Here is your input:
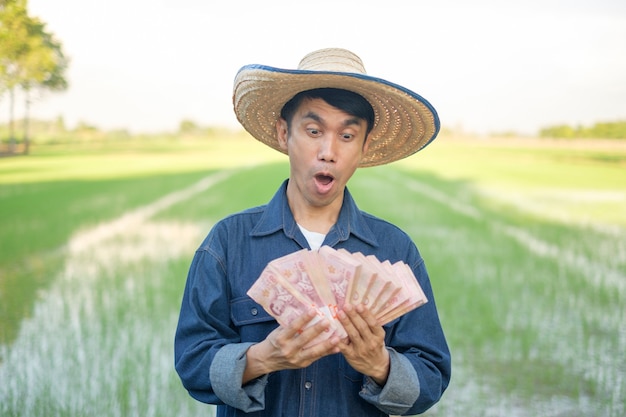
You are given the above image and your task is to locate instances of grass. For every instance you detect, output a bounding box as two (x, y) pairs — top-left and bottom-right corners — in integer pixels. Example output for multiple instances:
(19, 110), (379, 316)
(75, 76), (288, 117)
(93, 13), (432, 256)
(0, 134), (624, 416)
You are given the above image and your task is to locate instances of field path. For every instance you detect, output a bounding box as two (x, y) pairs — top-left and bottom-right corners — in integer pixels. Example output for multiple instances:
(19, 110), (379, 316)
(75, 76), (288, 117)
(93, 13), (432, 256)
(68, 169), (235, 253)
(0, 169), (239, 416)
(400, 174), (626, 292)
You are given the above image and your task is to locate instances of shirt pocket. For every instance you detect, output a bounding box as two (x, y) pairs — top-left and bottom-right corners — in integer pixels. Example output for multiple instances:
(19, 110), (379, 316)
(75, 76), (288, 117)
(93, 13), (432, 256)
(230, 296), (277, 342)
(339, 357), (363, 383)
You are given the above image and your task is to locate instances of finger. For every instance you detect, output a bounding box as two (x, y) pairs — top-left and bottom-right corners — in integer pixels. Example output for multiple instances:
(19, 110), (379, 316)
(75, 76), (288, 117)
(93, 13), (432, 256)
(355, 303), (376, 322)
(355, 304), (384, 335)
(292, 321), (341, 364)
(302, 334), (341, 356)
(338, 304), (365, 342)
(283, 308), (319, 338)
(337, 304), (354, 328)
(340, 304), (386, 346)
(346, 304), (372, 334)
(268, 315), (337, 367)
(297, 315), (333, 344)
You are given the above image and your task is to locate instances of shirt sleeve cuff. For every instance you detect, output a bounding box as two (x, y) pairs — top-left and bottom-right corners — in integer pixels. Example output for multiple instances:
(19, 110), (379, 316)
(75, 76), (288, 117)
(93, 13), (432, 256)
(359, 348), (420, 415)
(209, 342), (268, 413)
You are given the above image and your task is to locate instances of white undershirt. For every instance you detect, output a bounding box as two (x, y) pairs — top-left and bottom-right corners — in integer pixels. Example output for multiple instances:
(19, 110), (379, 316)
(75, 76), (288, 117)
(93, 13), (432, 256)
(297, 224), (326, 250)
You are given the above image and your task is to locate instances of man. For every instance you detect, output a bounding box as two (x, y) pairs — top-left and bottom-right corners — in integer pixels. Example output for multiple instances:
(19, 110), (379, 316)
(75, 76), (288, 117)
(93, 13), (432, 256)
(175, 48), (451, 416)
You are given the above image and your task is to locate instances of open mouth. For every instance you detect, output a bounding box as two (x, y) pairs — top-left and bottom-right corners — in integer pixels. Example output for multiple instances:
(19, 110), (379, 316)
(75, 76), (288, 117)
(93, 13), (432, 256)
(315, 173), (334, 186)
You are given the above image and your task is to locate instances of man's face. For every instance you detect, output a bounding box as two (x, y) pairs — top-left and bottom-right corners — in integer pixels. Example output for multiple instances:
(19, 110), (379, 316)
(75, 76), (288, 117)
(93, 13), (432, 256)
(276, 97), (369, 210)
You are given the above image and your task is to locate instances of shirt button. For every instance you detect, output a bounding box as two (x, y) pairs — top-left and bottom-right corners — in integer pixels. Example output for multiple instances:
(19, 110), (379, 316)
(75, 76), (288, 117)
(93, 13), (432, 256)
(251, 308), (258, 316)
(304, 381), (312, 390)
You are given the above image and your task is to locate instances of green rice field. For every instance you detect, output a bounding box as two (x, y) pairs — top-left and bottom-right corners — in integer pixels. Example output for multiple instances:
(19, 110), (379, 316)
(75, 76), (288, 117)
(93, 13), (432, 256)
(0, 134), (624, 416)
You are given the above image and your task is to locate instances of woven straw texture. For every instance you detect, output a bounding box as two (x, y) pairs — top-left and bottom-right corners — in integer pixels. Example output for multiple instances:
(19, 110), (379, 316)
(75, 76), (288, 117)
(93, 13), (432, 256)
(233, 48), (439, 167)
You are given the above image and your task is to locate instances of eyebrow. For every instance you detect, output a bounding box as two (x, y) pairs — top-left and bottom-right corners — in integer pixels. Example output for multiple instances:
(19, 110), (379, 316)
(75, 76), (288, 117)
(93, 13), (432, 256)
(303, 111), (323, 123)
(302, 111), (363, 128)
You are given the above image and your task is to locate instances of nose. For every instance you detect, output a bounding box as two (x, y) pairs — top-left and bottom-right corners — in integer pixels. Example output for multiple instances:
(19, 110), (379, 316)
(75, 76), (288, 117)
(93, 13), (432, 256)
(317, 136), (337, 163)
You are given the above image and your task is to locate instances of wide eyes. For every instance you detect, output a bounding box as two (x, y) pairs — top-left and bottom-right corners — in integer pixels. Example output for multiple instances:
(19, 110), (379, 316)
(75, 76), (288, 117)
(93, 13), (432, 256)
(340, 133), (354, 141)
(306, 128), (355, 141)
(307, 128), (322, 137)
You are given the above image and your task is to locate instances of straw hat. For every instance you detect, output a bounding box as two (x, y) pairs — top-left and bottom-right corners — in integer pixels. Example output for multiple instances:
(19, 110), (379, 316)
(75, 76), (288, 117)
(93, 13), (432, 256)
(232, 48), (439, 167)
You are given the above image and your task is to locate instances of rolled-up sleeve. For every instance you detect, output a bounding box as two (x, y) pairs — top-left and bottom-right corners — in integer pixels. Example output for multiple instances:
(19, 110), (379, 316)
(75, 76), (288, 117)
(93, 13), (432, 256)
(359, 348), (420, 415)
(210, 343), (269, 412)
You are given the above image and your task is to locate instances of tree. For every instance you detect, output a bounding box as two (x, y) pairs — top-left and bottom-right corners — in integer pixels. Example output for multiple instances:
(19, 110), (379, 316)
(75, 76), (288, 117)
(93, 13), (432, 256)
(539, 121), (626, 140)
(539, 124), (576, 139)
(0, 0), (29, 151)
(179, 119), (199, 134)
(20, 15), (69, 154)
(0, 0), (68, 154)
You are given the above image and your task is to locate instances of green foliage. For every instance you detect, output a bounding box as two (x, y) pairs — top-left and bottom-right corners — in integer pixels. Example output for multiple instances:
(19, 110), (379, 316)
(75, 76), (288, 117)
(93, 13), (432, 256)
(0, 1), (68, 89)
(0, 118), (254, 147)
(0, 0), (68, 149)
(178, 119), (198, 134)
(540, 120), (626, 139)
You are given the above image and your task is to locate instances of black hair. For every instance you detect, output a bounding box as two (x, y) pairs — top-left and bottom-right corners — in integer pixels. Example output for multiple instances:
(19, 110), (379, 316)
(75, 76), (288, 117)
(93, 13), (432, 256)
(279, 88), (375, 137)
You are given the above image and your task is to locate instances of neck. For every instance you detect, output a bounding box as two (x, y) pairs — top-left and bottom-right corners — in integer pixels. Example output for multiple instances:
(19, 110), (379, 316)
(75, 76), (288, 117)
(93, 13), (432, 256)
(294, 210), (337, 234)
(286, 188), (343, 235)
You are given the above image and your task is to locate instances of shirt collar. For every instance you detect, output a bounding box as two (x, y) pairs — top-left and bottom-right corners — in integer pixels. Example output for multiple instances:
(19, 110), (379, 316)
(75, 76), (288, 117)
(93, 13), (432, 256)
(250, 179), (379, 248)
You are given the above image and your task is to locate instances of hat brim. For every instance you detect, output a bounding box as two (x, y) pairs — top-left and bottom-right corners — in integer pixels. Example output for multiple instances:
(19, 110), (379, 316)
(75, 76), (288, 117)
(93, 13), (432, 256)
(233, 65), (440, 167)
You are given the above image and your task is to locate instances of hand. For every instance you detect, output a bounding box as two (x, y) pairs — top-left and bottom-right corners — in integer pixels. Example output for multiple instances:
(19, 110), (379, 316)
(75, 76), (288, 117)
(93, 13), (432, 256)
(337, 303), (390, 385)
(243, 308), (340, 383)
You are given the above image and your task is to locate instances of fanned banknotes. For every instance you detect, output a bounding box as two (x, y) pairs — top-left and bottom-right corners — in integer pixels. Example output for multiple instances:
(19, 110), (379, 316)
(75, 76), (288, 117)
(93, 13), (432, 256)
(247, 246), (428, 345)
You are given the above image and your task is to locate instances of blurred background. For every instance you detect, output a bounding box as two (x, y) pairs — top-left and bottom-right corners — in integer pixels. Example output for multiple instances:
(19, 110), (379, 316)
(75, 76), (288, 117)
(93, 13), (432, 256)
(2, 0), (626, 139)
(1, 1), (625, 417)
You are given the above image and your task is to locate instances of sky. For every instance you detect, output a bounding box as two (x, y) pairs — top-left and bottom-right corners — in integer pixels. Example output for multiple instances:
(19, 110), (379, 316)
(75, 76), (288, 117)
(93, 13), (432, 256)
(9, 0), (626, 135)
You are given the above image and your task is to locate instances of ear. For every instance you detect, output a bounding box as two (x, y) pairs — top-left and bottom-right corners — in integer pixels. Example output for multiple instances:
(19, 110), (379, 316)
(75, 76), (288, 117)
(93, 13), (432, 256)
(362, 132), (371, 155)
(276, 118), (289, 151)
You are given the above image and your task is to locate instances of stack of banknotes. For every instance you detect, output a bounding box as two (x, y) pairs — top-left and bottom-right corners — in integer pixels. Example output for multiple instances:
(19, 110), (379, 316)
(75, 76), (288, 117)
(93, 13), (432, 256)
(247, 246), (428, 344)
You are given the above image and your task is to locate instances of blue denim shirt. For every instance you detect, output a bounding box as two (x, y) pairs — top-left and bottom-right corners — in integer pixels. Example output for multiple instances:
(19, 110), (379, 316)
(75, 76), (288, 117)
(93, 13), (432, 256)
(175, 180), (451, 416)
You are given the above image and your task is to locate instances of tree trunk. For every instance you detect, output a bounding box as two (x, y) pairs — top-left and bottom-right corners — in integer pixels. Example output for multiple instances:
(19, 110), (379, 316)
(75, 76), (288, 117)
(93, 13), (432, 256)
(23, 88), (30, 155)
(9, 86), (16, 154)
